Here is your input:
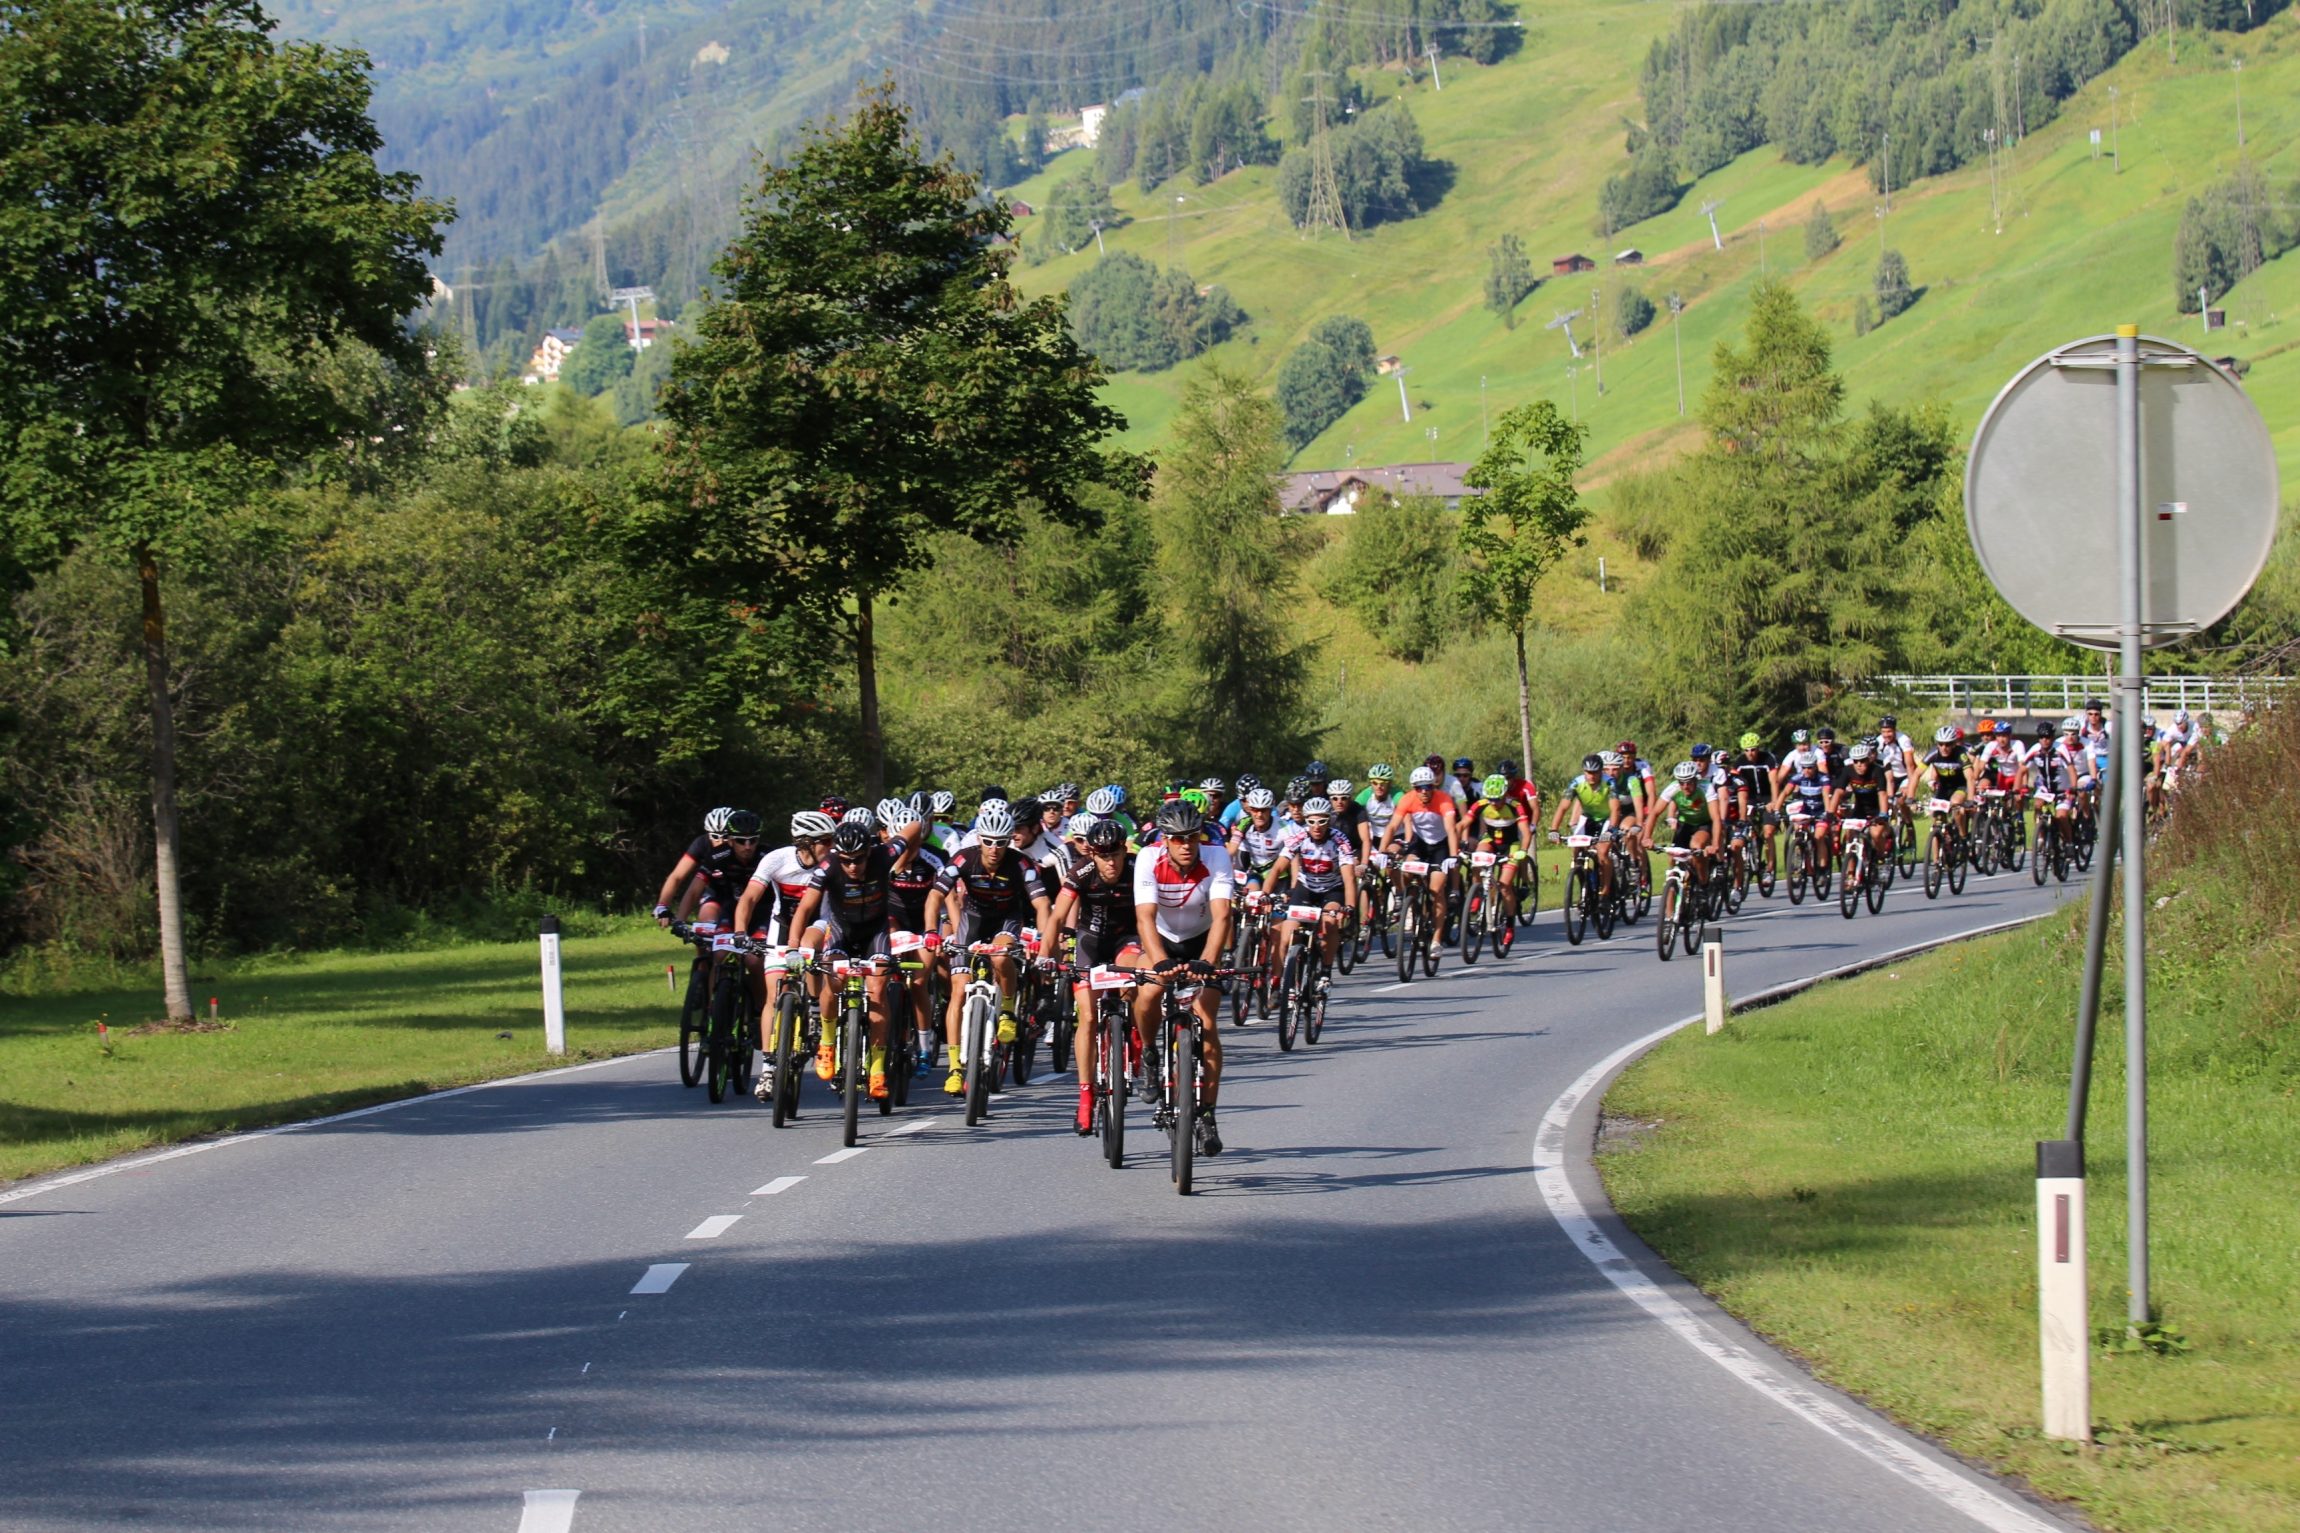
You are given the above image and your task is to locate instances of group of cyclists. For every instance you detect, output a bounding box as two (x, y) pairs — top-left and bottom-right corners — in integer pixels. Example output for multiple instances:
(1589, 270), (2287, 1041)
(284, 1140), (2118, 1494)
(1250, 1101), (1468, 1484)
(651, 697), (2208, 1159)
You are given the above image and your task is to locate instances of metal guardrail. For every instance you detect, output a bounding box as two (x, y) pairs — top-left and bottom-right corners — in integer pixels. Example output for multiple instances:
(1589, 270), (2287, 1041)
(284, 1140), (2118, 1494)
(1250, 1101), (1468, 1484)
(1869, 674), (2294, 718)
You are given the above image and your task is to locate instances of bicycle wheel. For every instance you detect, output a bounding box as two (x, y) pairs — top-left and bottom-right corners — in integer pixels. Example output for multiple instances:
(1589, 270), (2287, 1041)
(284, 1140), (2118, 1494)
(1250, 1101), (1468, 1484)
(1353, 897), (1376, 964)
(1170, 1019), (1195, 1195)
(705, 968), (739, 1104)
(2031, 824), (2051, 886)
(1975, 816), (1999, 876)
(1839, 847), (1860, 919)
(1229, 921), (1253, 1026)
(1593, 877), (1617, 941)
(1395, 893), (1416, 982)
(1460, 880), (1485, 964)
(1756, 833), (1777, 897)
(877, 988), (905, 1116)
(1811, 840), (1833, 901)
(1336, 908), (1359, 975)
(1685, 878), (1708, 951)
(1726, 846), (1749, 913)
(1924, 826), (1945, 899)
(1421, 899), (1441, 975)
(1010, 1007), (1037, 1085)
(1656, 878), (1678, 960)
(1896, 812), (1919, 877)
(1948, 831), (1969, 895)
(1050, 1007), (1074, 1076)
(1562, 867), (1587, 946)
(1865, 845), (1887, 913)
(962, 991), (994, 1127)
(1100, 1000), (1127, 1169)
(678, 960), (708, 1087)
(771, 990), (802, 1127)
(1304, 962), (1327, 1044)
(1786, 836), (1808, 905)
(2053, 827), (2071, 883)
(839, 1002), (865, 1146)
(1629, 856), (1652, 924)
(1276, 946), (1303, 1053)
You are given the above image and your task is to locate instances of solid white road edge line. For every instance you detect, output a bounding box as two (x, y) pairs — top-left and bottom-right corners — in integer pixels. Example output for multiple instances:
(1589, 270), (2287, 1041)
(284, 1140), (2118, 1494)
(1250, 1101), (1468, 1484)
(0, 1046), (678, 1208)
(685, 1215), (741, 1239)
(517, 1488), (581, 1533)
(1532, 912), (2066, 1533)
(751, 1176), (806, 1196)
(629, 1264), (688, 1295)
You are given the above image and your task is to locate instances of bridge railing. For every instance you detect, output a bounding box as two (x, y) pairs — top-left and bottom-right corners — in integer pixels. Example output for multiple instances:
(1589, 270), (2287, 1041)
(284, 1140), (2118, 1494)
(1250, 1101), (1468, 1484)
(1869, 674), (2295, 719)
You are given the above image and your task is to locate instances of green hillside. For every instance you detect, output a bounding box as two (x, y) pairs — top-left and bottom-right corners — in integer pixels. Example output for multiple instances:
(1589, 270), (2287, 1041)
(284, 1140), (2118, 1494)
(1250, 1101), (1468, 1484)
(1012, 4), (2300, 484)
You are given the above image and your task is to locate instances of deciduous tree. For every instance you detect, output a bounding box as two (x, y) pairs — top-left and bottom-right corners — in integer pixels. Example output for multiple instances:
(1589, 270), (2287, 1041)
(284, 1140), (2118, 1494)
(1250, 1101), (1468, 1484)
(1461, 401), (1590, 777)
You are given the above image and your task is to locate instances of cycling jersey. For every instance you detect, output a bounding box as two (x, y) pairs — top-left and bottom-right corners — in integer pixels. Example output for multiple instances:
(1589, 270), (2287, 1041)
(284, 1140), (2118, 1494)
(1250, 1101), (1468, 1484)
(1062, 854), (1138, 942)
(1784, 770), (1831, 814)
(1875, 734), (1911, 778)
(1838, 766), (1888, 817)
(683, 835), (764, 907)
(1231, 815), (1296, 874)
(1133, 843), (1237, 943)
(1390, 789), (1455, 846)
(1329, 796), (1369, 852)
(1606, 771), (1646, 816)
(1922, 746), (1973, 791)
(809, 845), (896, 948)
(1567, 777), (1618, 818)
(1729, 752), (1776, 810)
(887, 843), (945, 933)
(2035, 744), (2081, 795)
(932, 846), (1048, 918)
(1978, 742), (2024, 786)
(1278, 824), (1356, 896)
(1469, 795), (1523, 831)
(1357, 787), (1399, 841)
(1661, 781), (1713, 827)
(749, 844), (819, 935)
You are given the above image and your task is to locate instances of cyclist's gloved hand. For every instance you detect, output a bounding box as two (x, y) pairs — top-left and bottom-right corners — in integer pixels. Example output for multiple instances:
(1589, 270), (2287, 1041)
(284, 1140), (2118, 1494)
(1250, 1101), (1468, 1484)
(1185, 959), (1215, 978)
(654, 904), (672, 926)
(922, 932), (943, 950)
(1152, 956), (1181, 974)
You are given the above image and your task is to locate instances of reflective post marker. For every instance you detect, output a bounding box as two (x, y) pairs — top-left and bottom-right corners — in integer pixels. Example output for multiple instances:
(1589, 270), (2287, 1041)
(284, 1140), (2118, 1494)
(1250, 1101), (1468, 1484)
(2035, 1138), (2092, 1440)
(1703, 941), (1726, 1034)
(539, 914), (566, 1056)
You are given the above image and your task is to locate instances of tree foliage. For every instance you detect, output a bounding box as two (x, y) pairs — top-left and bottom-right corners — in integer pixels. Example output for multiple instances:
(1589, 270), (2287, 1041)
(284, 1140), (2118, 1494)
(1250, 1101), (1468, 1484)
(1596, 143), (1683, 235)
(1613, 285), (1657, 339)
(1274, 317), (1377, 451)
(1318, 494), (1466, 661)
(1461, 399), (1589, 772)
(1277, 100), (1437, 232)
(1803, 199), (1840, 261)
(1152, 368), (1318, 767)
(1039, 174), (1121, 257)
(1067, 252), (1243, 373)
(2173, 166), (2300, 311)
(1873, 248), (1915, 321)
(559, 313), (636, 395)
(656, 85), (1131, 792)
(1485, 233), (1537, 324)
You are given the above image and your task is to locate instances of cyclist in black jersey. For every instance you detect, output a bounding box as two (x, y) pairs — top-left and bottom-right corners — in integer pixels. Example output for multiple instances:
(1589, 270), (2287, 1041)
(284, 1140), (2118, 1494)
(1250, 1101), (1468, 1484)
(788, 817), (910, 1100)
(1828, 745), (1894, 865)
(1048, 817), (1139, 1135)
(1730, 733), (1778, 868)
(924, 800), (1055, 1096)
(1917, 725), (1978, 838)
(652, 807), (764, 929)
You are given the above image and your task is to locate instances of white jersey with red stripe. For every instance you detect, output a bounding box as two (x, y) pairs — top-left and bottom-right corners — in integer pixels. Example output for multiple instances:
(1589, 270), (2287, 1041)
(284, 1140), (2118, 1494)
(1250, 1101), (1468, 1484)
(1278, 824), (1357, 895)
(1132, 842), (1237, 942)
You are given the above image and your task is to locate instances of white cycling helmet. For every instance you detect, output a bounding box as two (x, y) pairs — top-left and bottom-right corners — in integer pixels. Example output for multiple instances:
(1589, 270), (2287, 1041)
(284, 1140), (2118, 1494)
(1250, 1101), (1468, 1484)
(703, 806), (736, 837)
(1065, 812), (1096, 841)
(1599, 751), (1623, 770)
(1409, 765), (1438, 788)
(1085, 787), (1118, 816)
(2174, 709), (2192, 726)
(1935, 724), (1960, 744)
(1245, 787), (1275, 810)
(929, 789), (956, 815)
(790, 810), (837, 839)
(1327, 777), (1353, 796)
(882, 800), (921, 832)
(842, 805), (878, 828)
(1848, 743), (1874, 762)
(1302, 796), (1334, 818)
(1673, 761), (1698, 782)
(975, 801), (1016, 839)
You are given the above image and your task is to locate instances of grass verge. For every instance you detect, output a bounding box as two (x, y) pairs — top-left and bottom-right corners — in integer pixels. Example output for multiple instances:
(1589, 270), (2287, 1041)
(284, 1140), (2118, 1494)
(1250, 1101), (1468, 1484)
(0, 919), (689, 1186)
(1598, 893), (2300, 1530)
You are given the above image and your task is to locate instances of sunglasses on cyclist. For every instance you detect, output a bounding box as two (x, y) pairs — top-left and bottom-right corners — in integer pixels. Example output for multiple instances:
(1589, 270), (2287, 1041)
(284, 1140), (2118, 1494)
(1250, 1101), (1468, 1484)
(730, 836), (759, 846)
(978, 836), (1011, 848)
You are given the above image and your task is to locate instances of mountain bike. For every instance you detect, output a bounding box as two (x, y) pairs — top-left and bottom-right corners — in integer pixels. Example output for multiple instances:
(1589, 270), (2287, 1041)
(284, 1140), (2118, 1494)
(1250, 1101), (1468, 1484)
(1459, 841), (1520, 963)
(1008, 928), (1053, 1086)
(1229, 890), (1279, 1026)
(1392, 858), (1442, 981)
(1613, 839), (1651, 925)
(825, 951), (906, 1148)
(668, 921), (719, 1088)
(1554, 832), (1616, 945)
(670, 921), (755, 1104)
(1783, 809), (1830, 905)
(1136, 963), (1242, 1196)
(2031, 794), (2072, 885)
(1891, 795), (1921, 879)
(1076, 963), (1137, 1169)
(761, 947), (818, 1128)
(1332, 899), (1361, 975)
(1923, 798), (1970, 898)
(950, 939), (1019, 1128)
(1837, 818), (1886, 917)
(1274, 900), (1337, 1052)
(1352, 858), (1393, 965)
(1655, 847), (1711, 960)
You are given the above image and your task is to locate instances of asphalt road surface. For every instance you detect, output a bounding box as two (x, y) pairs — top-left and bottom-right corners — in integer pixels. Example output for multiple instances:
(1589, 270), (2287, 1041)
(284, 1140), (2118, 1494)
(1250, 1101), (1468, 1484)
(2, 864), (2084, 1532)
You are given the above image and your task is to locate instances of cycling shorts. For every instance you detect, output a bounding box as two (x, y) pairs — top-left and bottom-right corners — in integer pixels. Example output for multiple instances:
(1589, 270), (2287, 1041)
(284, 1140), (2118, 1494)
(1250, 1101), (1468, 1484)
(1400, 836), (1458, 871)
(1071, 929), (1144, 988)
(1279, 882), (1345, 912)
(1569, 814), (1618, 841)
(955, 908), (1024, 951)
(1669, 820), (1708, 851)
(1474, 823), (1521, 854)
(821, 916), (891, 958)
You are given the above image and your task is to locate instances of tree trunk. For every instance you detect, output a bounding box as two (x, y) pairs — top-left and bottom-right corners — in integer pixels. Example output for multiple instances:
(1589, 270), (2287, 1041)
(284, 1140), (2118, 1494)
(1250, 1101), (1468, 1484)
(1514, 623), (1535, 782)
(137, 543), (194, 1023)
(856, 587), (884, 800)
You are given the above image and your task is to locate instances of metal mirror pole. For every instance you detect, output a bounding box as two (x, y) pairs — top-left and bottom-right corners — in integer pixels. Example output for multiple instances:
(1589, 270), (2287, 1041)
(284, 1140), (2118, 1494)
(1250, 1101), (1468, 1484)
(2113, 324), (2150, 1328)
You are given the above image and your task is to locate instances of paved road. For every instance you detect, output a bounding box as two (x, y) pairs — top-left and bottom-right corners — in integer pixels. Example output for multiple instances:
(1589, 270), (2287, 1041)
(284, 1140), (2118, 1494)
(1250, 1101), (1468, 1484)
(2, 867), (2082, 1532)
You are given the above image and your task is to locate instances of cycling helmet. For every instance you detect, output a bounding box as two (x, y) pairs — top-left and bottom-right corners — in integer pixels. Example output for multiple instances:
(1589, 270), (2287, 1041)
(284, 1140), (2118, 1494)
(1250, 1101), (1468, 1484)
(1600, 751), (1624, 770)
(2061, 717), (2082, 735)
(819, 794), (849, 817)
(725, 809), (762, 840)
(1178, 789), (1211, 813)
(841, 806), (877, 828)
(929, 789), (956, 816)
(1302, 796), (1334, 819)
(2175, 709), (2192, 726)
(974, 801), (1015, 840)
(1279, 777), (1307, 804)
(1935, 725), (1960, 744)
(2084, 697), (2106, 713)
(883, 800), (922, 832)
(1154, 799), (1204, 838)
(1673, 761), (1699, 782)
(1878, 714), (1898, 728)
(1690, 742), (1712, 759)
(1010, 796), (1042, 824)
(1481, 773), (1509, 798)
(1739, 731), (1762, 750)
(1849, 743), (1874, 762)
(1328, 778), (1353, 797)
(1582, 754), (1605, 773)
(1245, 787), (1275, 811)
(1084, 816), (1126, 852)
(1054, 781), (1081, 804)
(1424, 754), (1446, 771)
(1791, 729), (1810, 744)
(791, 809), (836, 839)
(1200, 776), (1227, 798)
(1992, 721), (2012, 736)
(831, 821), (873, 854)
(703, 806), (736, 838)
(1104, 784), (1129, 808)
(1498, 759), (1519, 777)
(1306, 759), (1330, 780)
(1236, 772), (1262, 793)
(2035, 721), (2055, 740)
(1085, 787), (1118, 816)
(1409, 765), (1438, 788)
(1367, 763), (1395, 782)
(1815, 727), (1836, 743)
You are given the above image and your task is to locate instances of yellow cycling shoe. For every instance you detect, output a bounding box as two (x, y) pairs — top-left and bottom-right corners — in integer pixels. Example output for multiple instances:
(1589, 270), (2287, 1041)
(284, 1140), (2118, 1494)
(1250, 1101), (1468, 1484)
(867, 1048), (889, 1100)
(943, 1066), (965, 1096)
(995, 1011), (1017, 1045)
(815, 1040), (837, 1081)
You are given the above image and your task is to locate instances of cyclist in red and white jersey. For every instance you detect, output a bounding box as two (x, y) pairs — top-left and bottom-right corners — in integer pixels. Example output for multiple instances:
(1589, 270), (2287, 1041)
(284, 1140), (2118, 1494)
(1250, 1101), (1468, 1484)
(1132, 799), (1235, 1157)
(1264, 796), (1359, 984)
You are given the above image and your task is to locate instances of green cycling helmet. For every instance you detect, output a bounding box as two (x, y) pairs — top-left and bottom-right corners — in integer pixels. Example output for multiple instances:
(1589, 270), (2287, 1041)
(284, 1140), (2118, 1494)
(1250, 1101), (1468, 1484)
(1179, 788), (1211, 813)
(1366, 762), (1395, 782)
(1739, 730), (1762, 750)
(1481, 773), (1510, 798)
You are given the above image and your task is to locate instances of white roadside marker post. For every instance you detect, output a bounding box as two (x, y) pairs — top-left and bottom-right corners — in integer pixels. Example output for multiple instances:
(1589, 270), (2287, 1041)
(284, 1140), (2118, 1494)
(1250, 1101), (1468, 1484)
(1702, 940), (1726, 1034)
(2035, 1139), (2091, 1440)
(540, 914), (566, 1056)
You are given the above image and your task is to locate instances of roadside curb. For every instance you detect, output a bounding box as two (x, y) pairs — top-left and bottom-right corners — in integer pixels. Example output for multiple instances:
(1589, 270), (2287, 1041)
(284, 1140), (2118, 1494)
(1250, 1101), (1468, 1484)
(1535, 908), (2086, 1533)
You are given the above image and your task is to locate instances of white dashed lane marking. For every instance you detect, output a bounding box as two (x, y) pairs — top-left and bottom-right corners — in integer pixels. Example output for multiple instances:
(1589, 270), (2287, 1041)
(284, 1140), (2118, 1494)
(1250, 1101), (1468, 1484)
(629, 1264), (688, 1295)
(752, 1176), (806, 1196)
(814, 1147), (868, 1165)
(880, 1118), (936, 1137)
(685, 1216), (741, 1239)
